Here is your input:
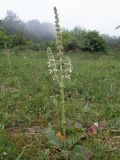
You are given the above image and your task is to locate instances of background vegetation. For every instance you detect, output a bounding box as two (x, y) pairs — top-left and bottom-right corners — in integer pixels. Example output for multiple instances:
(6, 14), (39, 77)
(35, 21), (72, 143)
(0, 51), (120, 159)
(0, 10), (120, 53)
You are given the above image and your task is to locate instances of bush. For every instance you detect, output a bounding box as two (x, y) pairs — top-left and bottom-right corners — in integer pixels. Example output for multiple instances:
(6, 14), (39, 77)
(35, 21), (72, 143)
(29, 43), (41, 51)
(84, 31), (107, 52)
(62, 28), (107, 53)
(0, 31), (11, 49)
(11, 34), (27, 47)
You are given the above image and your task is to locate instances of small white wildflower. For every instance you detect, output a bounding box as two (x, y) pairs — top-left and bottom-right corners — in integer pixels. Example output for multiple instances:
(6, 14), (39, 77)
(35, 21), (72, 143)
(67, 75), (70, 79)
(53, 69), (57, 72)
(69, 67), (72, 73)
(65, 75), (70, 79)
(48, 64), (52, 68)
(53, 76), (56, 80)
(49, 69), (52, 74)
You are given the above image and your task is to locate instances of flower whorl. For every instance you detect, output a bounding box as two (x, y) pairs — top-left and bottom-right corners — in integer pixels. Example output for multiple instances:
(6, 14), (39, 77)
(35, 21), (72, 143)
(47, 7), (72, 81)
(54, 7), (63, 54)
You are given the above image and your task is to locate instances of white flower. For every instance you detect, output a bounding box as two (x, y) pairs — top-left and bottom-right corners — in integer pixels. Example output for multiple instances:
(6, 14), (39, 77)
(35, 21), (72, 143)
(67, 75), (70, 79)
(49, 69), (52, 74)
(48, 64), (52, 68)
(52, 76), (56, 80)
(54, 69), (57, 72)
(69, 67), (72, 73)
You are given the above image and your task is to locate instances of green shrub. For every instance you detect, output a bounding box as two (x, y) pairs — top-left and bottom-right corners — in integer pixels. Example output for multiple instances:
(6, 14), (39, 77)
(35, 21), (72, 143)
(84, 31), (107, 52)
(62, 28), (107, 53)
(29, 43), (41, 51)
(11, 34), (27, 47)
(0, 31), (11, 49)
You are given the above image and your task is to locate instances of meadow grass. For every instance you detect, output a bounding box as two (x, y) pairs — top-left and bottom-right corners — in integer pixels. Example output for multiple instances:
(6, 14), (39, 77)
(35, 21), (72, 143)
(0, 51), (120, 159)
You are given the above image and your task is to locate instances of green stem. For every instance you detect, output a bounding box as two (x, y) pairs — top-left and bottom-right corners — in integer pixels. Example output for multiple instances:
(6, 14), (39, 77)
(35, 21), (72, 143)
(60, 82), (66, 137)
(60, 53), (66, 138)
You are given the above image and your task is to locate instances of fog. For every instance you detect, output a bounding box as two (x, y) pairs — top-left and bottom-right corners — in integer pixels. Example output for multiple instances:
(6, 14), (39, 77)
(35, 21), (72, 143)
(1, 10), (56, 42)
(0, 0), (120, 36)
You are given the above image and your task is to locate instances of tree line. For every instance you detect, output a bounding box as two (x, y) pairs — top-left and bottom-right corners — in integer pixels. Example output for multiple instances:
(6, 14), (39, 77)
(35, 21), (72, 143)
(0, 10), (120, 53)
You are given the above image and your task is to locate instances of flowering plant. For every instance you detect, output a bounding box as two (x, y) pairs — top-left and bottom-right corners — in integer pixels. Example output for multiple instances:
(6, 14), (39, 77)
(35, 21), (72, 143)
(47, 7), (72, 137)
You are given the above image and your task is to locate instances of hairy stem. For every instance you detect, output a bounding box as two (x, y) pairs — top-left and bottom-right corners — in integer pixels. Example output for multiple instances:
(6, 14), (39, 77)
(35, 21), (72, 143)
(54, 6), (67, 137)
(60, 55), (66, 137)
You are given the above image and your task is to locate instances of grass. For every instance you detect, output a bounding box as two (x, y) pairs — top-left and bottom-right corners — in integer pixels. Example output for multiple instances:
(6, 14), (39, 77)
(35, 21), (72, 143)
(0, 50), (120, 159)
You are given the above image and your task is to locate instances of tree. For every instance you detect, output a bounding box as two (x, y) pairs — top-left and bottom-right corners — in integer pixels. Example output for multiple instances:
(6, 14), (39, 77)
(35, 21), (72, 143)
(0, 20), (4, 32)
(62, 27), (88, 51)
(1, 10), (56, 43)
(84, 31), (107, 52)
(2, 10), (25, 35)
(25, 20), (42, 42)
(72, 26), (87, 49)
(62, 27), (87, 51)
(61, 28), (107, 52)
(62, 30), (73, 51)
(26, 20), (55, 42)
(102, 34), (120, 49)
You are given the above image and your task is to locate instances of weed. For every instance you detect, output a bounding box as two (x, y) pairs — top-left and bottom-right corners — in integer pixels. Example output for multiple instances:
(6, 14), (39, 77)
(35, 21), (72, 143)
(47, 7), (72, 137)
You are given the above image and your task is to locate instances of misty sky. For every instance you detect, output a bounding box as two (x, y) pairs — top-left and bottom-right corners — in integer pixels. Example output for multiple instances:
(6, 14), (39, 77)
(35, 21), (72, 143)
(0, 0), (120, 36)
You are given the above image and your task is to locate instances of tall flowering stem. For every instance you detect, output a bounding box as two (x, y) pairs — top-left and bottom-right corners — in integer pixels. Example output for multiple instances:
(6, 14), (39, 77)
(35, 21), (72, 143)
(54, 6), (66, 137)
(47, 7), (72, 137)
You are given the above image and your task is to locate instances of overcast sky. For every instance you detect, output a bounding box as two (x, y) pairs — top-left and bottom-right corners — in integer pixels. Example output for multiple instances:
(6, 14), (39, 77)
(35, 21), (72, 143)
(0, 0), (120, 36)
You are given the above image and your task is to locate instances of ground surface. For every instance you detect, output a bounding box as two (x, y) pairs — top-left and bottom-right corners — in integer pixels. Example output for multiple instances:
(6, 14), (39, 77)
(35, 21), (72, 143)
(0, 51), (120, 159)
